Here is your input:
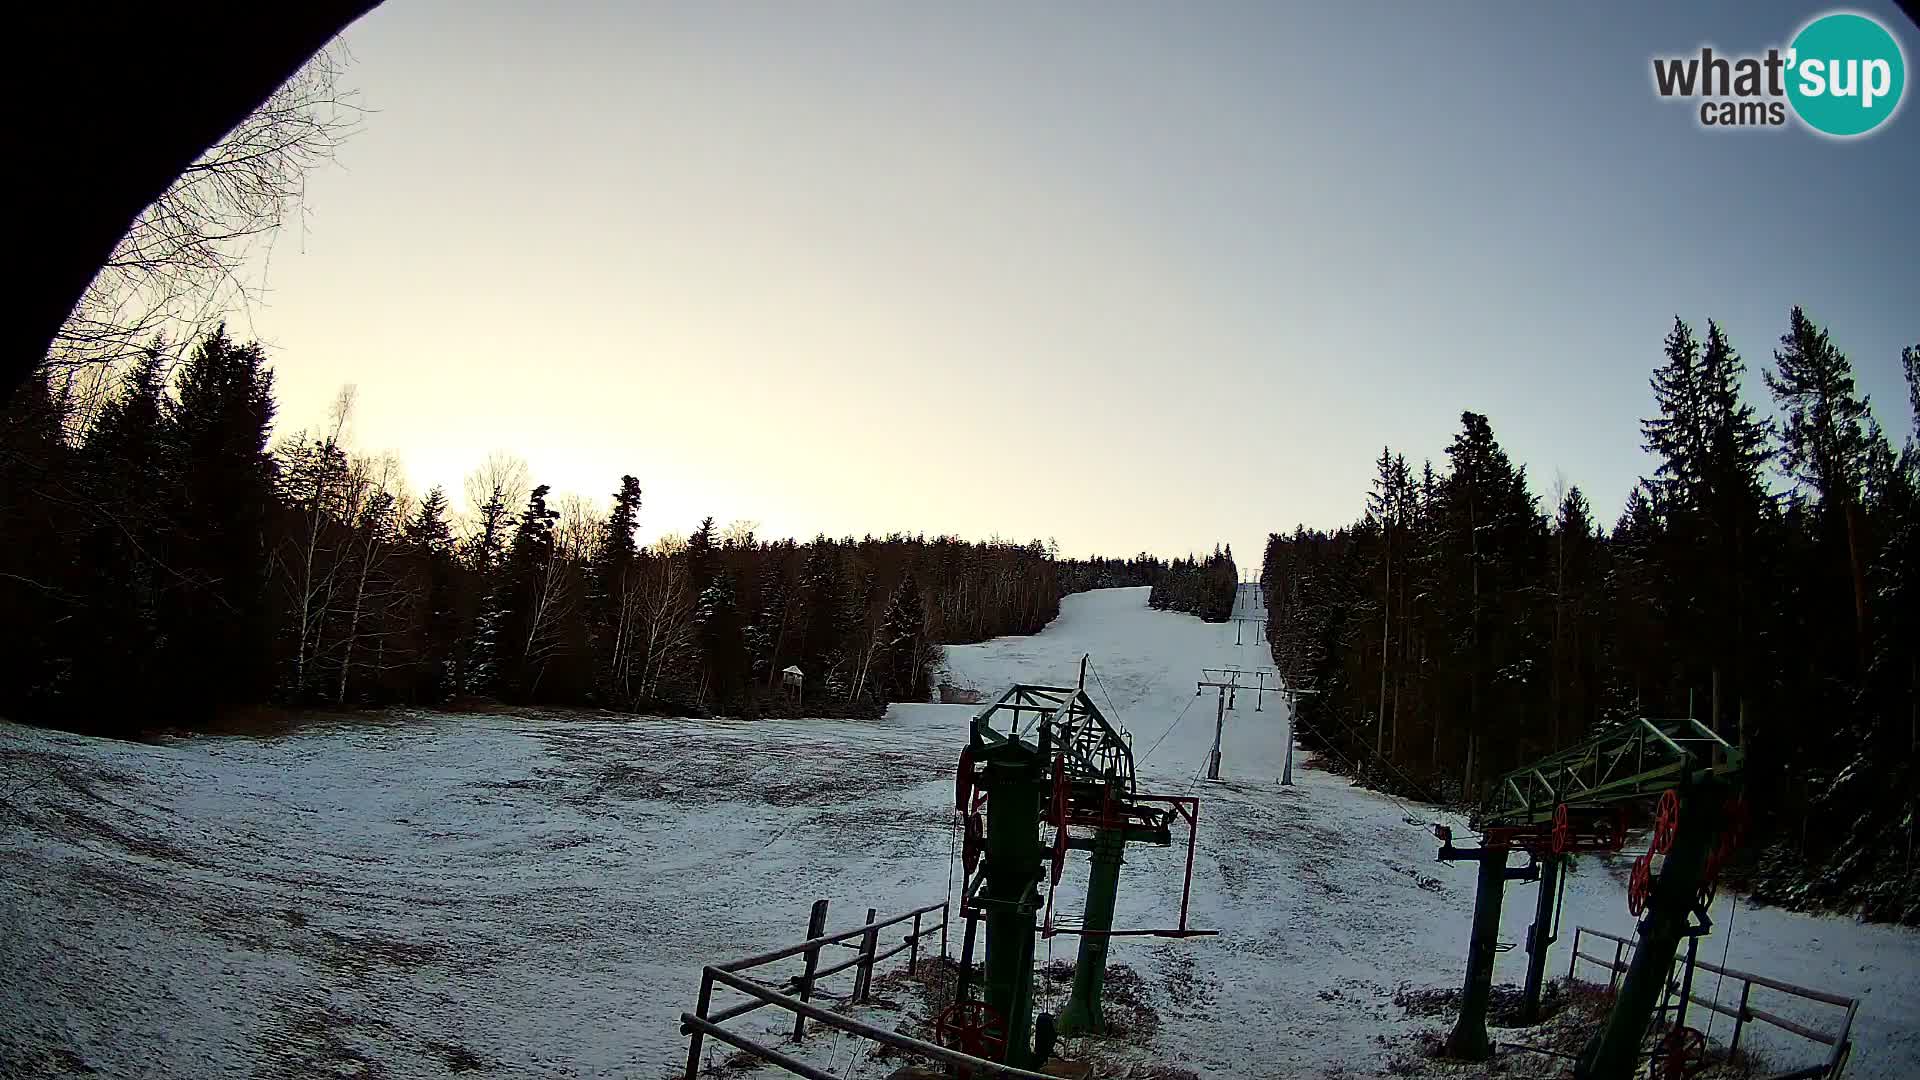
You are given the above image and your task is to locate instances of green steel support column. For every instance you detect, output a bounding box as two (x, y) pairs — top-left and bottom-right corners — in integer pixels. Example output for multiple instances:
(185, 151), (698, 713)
(1056, 827), (1126, 1035)
(1576, 787), (1723, 1080)
(1446, 846), (1512, 1060)
(1520, 854), (1562, 1024)
(980, 752), (1046, 1068)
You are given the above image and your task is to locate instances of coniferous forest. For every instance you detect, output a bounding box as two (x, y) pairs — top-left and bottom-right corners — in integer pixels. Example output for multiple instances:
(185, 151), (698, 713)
(1148, 546), (1239, 622)
(1263, 309), (1919, 923)
(0, 327), (1188, 731)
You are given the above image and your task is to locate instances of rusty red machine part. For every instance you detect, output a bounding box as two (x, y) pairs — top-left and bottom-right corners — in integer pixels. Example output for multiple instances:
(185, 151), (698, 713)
(954, 746), (975, 812)
(1656, 1025), (1709, 1079)
(1652, 790), (1681, 855)
(934, 998), (1007, 1073)
(1628, 852), (1654, 916)
(1482, 804), (1627, 856)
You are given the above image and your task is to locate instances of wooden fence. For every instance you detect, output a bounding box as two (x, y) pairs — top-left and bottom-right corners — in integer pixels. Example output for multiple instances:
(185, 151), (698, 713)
(680, 897), (1053, 1080)
(1568, 925), (1858, 1079)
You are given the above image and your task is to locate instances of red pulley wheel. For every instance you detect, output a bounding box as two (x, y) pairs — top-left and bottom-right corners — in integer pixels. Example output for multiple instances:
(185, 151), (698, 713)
(1051, 815), (1069, 885)
(934, 999), (1007, 1070)
(1652, 790), (1680, 855)
(1657, 1025), (1708, 1079)
(1628, 852), (1653, 917)
(962, 812), (984, 875)
(1551, 803), (1570, 855)
(955, 747), (975, 813)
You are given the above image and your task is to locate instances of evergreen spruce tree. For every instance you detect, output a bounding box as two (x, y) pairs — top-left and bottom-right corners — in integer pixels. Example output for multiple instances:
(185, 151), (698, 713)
(695, 567), (750, 713)
(879, 570), (932, 702)
(405, 486), (459, 701)
(493, 484), (560, 698)
(590, 475), (643, 703)
(0, 371), (74, 714)
(161, 326), (279, 713)
(71, 351), (175, 714)
(1768, 307), (1874, 662)
(799, 542), (851, 701)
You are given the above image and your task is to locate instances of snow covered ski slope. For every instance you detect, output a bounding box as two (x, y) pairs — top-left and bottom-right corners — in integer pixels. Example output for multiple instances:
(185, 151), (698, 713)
(2, 586), (1916, 1078)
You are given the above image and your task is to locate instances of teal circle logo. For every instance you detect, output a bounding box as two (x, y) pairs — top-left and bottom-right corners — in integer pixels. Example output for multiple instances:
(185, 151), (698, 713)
(1787, 12), (1906, 136)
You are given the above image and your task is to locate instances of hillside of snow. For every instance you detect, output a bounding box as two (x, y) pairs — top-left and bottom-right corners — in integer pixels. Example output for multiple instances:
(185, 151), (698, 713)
(2, 586), (1915, 1079)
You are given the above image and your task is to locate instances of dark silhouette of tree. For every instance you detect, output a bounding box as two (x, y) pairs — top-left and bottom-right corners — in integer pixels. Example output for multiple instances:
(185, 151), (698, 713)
(161, 325), (279, 713)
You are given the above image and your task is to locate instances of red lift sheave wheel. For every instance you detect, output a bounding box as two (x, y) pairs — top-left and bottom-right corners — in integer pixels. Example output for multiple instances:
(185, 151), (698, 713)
(1049, 754), (1070, 885)
(1652, 790), (1680, 855)
(962, 812), (985, 876)
(1657, 1025), (1709, 1079)
(935, 999), (1007, 1070)
(1628, 852), (1653, 916)
(1551, 803), (1571, 855)
(955, 747), (975, 813)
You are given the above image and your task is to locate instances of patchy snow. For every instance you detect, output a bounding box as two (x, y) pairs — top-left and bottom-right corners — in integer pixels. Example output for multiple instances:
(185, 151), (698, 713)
(1, 586), (1915, 1079)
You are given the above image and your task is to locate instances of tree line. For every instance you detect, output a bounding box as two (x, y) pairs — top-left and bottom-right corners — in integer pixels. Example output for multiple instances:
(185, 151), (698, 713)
(1148, 545), (1239, 622)
(0, 328), (1174, 731)
(1262, 309), (1918, 923)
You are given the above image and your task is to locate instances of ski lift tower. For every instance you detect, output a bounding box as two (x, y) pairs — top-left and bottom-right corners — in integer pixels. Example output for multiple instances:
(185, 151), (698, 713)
(1433, 718), (1745, 1079)
(948, 661), (1213, 1063)
(1195, 667), (1283, 780)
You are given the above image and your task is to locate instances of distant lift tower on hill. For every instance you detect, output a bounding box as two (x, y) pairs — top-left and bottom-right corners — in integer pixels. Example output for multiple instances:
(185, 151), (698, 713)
(1194, 666), (1286, 782)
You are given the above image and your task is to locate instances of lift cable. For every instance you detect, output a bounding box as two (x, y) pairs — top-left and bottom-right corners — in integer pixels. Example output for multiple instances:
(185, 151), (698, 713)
(1136, 694), (1199, 768)
(1703, 893), (1742, 1045)
(945, 805), (959, 948)
(1087, 658), (1129, 733)
(1283, 721), (1442, 835)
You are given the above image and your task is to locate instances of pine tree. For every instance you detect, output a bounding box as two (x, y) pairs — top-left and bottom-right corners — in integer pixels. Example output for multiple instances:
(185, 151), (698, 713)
(799, 542), (851, 701)
(1436, 411), (1545, 787)
(70, 352), (174, 713)
(404, 485), (459, 702)
(1640, 318), (1773, 731)
(161, 325), (279, 713)
(879, 570), (932, 702)
(1768, 307), (1874, 664)
(695, 567), (750, 713)
(590, 475), (644, 704)
(493, 484), (564, 698)
(405, 486), (455, 554)
(0, 371), (74, 714)
(1643, 318), (1709, 509)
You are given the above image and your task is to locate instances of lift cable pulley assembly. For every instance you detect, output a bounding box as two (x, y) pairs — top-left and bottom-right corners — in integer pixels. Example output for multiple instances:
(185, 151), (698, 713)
(943, 660), (1216, 1070)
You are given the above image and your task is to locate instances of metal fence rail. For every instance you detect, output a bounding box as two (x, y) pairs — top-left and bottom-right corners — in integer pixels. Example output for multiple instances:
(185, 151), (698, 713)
(1567, 925), (1859, 1079)
(681, 898), (1049, 1080)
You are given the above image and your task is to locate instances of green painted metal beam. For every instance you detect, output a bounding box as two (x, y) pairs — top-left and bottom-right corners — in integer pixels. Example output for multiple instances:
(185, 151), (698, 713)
(1482, 718), (1741, 826)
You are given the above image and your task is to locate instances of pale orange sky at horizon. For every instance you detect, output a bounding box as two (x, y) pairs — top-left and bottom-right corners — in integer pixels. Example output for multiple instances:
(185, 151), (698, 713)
(233, 1), (1916, 564)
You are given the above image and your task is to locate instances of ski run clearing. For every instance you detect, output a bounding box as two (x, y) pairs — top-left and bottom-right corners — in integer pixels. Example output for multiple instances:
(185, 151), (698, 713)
(3, 587), (1916, 1079)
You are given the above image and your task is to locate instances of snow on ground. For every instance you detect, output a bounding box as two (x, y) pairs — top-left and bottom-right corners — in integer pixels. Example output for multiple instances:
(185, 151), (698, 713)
(1, 585), (1915, 1079)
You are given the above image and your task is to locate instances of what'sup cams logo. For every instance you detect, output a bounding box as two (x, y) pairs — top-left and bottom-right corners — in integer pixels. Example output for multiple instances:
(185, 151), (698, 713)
(1652, 10), (1906, 137)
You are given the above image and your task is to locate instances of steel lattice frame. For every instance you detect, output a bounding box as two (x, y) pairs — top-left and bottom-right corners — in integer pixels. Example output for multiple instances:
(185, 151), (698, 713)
(1480, 717), (1743, 828)
(972, 683), (1137, 793)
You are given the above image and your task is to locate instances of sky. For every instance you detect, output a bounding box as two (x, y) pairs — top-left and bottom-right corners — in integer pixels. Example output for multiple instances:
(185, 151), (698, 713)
(239, 1), (1920, 563)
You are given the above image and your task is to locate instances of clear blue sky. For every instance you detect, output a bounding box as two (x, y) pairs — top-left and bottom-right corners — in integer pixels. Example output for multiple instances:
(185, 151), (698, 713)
(246, 1), (1919, 562)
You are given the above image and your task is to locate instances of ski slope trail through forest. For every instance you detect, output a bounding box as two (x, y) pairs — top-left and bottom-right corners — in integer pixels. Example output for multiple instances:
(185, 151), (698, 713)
(2, 587), (1916, 1078)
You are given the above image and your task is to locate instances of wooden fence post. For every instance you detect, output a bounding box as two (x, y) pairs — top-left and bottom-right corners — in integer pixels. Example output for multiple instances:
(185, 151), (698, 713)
(855, 907), (879, 1003)
(684, 968), (714, 1080)
(1730, 980), (1753, 1055)
(793, 899), (829, 1041)
(1568, 928), (1580, 981)
(909, 910), (922, 974)
(1609, 940), (1625, 995)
